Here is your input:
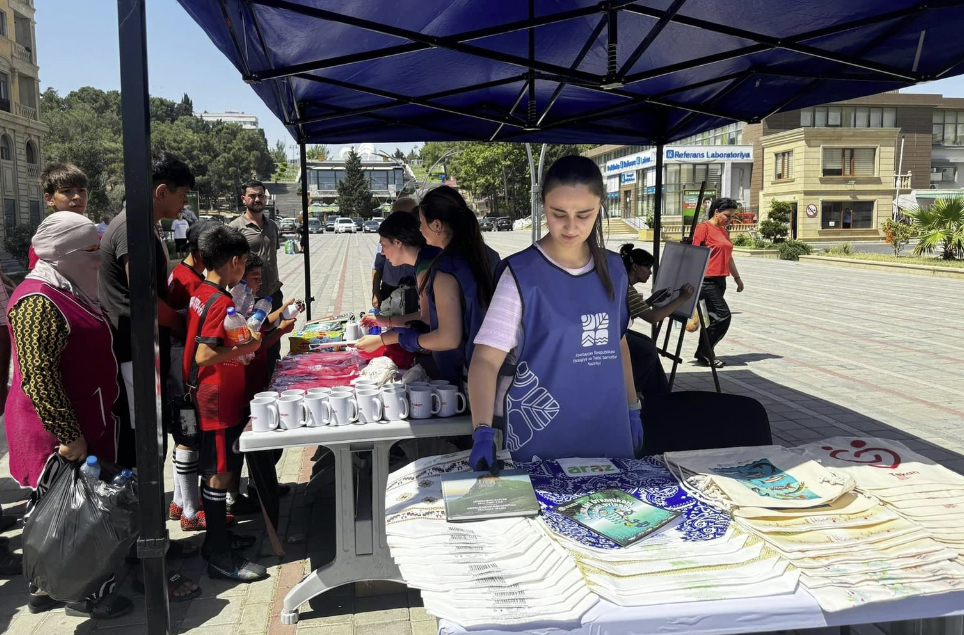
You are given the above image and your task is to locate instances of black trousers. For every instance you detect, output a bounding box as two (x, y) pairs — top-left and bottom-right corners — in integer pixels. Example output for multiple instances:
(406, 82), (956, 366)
(695, 276), (731, 360)
(625, 330), (669, 398)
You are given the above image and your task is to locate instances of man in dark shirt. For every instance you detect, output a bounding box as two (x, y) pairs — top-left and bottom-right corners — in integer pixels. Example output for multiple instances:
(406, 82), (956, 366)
(99, 152), (194, 464)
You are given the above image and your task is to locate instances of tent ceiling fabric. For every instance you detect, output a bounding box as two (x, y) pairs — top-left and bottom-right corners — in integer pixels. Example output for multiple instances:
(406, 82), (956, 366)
(178, 0), (964, 144)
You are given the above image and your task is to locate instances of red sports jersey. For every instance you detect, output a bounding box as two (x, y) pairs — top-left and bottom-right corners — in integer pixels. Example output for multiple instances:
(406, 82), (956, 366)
(184, 281), (246, 431)
(168, 261), (205, 312)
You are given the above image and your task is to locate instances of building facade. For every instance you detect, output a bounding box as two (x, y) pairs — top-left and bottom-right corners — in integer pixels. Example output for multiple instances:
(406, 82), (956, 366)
(196, 110), (260, 130)
(0, 0), (44, 241)
(301, 158), (415, 213)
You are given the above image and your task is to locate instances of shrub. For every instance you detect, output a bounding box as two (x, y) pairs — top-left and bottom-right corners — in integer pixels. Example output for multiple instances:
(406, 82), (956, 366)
(824, 242), (854, 256)
(882, 218), (918, 257)
(732, 233), (753, 247)
(644, 212), (655, 229)
(778, 239), (813, 261)
(3, 224), (38, 269)
(760, 200), (792, 242)
(753, 237), (772, 249)
(903, 197), (964, 260)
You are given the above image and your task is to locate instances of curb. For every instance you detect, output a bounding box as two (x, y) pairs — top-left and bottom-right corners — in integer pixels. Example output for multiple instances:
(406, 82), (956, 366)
(733, 248), (780, 259)
(799, 255), (964, 279)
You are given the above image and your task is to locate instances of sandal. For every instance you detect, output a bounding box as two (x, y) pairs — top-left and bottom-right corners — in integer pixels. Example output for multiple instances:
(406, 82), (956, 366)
(65, 594), (134, 620)
(131, 571), (201, 603)
(696, 357), (725, 368)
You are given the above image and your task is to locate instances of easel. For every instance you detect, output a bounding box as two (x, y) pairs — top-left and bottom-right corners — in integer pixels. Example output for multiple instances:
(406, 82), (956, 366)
(651, 181), (722, 393)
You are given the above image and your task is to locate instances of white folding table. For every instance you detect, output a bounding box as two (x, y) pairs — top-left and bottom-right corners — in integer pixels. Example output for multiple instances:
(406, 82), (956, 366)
(240, 417), (473, 625)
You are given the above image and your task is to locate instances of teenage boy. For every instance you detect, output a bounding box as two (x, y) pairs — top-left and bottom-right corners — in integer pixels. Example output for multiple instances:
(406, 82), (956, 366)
(30, 163), (89, 269)
(185, 225), (267, 581)
(167, 220), (214, 529)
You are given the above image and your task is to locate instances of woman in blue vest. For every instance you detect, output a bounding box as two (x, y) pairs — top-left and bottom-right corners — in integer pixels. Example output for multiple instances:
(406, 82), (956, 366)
(355, 187), (496, 389)
(467, 156), (641, 470)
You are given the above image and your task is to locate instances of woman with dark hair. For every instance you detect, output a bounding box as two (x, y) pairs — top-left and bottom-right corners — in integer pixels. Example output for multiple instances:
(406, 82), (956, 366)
(466, 155), (641, 469)
(691, 197), (745, 368)
(618, 243), (693, 398)
(355, 197), (497, 390)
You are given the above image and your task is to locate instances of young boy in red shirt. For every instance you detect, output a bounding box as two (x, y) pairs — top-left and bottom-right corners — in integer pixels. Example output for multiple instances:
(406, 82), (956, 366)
(184, 225), (266, 581)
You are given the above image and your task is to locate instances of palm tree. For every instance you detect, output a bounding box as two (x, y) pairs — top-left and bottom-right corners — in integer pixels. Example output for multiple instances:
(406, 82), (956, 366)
(904, 196), (964, 260)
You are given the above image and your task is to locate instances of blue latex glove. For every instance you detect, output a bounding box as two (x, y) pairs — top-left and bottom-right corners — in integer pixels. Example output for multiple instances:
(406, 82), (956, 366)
(396, 328), (421, 353)
(629, 408), (644, 457)
(469, 426), (499, 474)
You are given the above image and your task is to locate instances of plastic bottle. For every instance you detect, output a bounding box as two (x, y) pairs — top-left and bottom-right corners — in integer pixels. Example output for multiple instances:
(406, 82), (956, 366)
(112, 469), (133, 487)
(230, 281), (249, 312)
(241, 285), (255, 316)
(224, 307), (251, 347)
(246, 296), (273, 331)
(282, 302), (300, 320)
(80, 456), (101, 484)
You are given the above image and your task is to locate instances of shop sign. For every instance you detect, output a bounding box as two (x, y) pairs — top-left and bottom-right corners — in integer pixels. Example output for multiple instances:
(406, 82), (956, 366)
(605, 151), (654, 175)
(665, 146), (753, 162)
(682, 189), (716, 221)
(621, 171), (637, 185)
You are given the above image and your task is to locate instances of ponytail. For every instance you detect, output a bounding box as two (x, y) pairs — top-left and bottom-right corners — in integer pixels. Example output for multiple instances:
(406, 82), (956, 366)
(619, 242), (654, 273)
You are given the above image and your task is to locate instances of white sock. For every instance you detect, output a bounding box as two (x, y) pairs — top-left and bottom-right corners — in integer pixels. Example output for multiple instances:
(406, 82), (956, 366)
(171, 449), (182, 508)
(174, 448), (200, 519)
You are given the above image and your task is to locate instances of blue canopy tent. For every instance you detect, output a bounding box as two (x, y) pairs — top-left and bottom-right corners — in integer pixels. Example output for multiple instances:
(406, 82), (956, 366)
(115, 1), (964, 632)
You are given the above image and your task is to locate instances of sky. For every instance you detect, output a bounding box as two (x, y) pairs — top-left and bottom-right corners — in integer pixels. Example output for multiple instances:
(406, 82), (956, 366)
(36, 0), (423, 161)
(36, 0), (964, 157)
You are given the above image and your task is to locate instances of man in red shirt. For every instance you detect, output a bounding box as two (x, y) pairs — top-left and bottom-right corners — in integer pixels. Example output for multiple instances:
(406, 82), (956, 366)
(167, 220), (215, 525)
(184, 225), (266, 582)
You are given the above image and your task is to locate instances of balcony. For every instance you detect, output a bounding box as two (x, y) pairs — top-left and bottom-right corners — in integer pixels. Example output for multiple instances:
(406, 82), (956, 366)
(15, 102), (36, 120)
(26, 165), (37, 179)
(12, 42), (32, 64)
(894, 172), (913, 190)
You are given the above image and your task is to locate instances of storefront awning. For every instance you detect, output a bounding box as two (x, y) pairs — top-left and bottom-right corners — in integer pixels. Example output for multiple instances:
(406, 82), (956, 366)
(913, 189), (964, 199)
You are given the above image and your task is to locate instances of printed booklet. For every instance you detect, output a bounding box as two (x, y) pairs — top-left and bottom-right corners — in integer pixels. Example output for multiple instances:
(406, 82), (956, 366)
(440, 469), (541, 522)
(554, 489), (681, 547)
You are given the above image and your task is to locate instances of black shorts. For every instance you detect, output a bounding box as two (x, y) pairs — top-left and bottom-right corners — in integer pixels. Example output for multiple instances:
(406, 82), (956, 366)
(175, 238), (188, 252)
(199, 425), (244, 476)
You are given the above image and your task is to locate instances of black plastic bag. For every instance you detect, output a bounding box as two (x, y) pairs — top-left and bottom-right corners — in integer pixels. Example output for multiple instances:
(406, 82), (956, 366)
(21, 455), (139, 602)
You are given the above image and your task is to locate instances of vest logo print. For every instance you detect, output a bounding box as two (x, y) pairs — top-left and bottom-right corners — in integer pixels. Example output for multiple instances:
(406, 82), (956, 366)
(581, 313), (609, 347)
(506, 362), (560, 452)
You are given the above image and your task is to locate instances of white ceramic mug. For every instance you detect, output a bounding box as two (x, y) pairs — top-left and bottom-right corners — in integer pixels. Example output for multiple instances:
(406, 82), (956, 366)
(434, 385), (467, 418)
(353, 379), (380, 391)
(428, 380), (450, 389)
(250, 397), (279, 432)
(383, 381), (405, 391)
(307, 387), (331, 397)
(305, 394), (332, 427)
(329, 392), (358, 426)
(355, 388), (383, 423)
(409, 386), (441, 419)
(255, 391), (280, 401)
(381, 388), (410, 421)
(281, 389), (306, 399)
(405, 382), (430, 394)
(278, 395), (309, 430)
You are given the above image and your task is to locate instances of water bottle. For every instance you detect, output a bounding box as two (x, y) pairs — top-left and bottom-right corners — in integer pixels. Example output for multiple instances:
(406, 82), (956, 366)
(230, 281), (249, 312)
(282, 302), (300, 320)
(241, 284), (255, 316)
(80, 456), (101, 484)
(224, 307), (251, 346)
(112, 469), (133, 487)
(246, 296), (273, 331)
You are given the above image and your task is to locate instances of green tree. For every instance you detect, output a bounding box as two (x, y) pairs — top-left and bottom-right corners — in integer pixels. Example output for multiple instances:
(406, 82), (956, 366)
(904, 196), (964, 259)
(760, 200), (792, 242)
(337, 150), (373, 218)
(406, 148), (419, 162)
(393, 148), (405, 160)
(306, 145), (329, 161)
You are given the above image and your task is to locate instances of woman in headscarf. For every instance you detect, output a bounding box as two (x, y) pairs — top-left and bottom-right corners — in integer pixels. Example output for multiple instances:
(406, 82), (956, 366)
(4, 212), (135, 618)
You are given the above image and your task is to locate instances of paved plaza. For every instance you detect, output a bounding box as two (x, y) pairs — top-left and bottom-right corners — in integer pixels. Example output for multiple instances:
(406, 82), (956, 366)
(0, 229), (962, 634)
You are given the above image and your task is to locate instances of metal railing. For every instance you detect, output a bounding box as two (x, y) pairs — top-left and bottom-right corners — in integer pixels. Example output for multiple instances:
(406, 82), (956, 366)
(12, 42), (31, 64)
(15, 102), (36, 120)
(26, 165), (38, 179)
(894, 172), (913, 190)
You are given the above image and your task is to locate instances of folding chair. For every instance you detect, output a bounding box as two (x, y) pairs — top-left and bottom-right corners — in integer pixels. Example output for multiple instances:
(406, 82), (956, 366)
(640, 391), (771, 456)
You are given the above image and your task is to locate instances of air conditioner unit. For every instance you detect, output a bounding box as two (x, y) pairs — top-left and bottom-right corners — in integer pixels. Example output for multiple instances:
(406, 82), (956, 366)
(930, 184), (938, 189)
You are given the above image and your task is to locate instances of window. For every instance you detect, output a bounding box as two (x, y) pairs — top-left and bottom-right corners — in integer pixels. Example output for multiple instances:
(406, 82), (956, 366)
(28, 200), (39, 225)
(24, 141), (35, 164)
(0, 135), (10, 161)
(0, 11), (6, 38)
(774, 151), (793, 180)
(931, 110), (964, 146)
(800, 106), (896, 129)
(822, 147), (875, 176)
(821, 201), (874, 229)
(4, 198), (14, 229)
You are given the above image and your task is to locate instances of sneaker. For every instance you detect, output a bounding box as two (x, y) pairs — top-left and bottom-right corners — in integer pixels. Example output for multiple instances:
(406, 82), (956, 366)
(169, 502), (183, 521)
(65, 594), (134, 620)
(227, 493), (260, 516)
(180, 511), (236, 531)
(28, 593), (64, 614)
(207, 550), (268, 582)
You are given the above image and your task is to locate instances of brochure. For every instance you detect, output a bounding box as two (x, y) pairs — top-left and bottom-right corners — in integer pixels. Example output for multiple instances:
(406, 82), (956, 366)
(441, 469), (540, 522)
(554, 489), (681, 547)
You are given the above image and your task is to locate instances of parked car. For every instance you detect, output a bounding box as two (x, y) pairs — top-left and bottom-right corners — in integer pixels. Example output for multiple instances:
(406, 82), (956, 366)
(496, 217), (513, 231)
(363, 220), (380, 233)
(334, 217), (356, 234)
(326, 216), (339, 231)
(278, 217), (300, 240)
(352, 217), (364, 231)
(480, 217), (495, 232)
(308, 218), (324, 234)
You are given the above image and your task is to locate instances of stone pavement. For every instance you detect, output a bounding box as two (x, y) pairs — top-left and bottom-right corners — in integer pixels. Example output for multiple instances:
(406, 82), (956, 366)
(0, 229), (961, 634)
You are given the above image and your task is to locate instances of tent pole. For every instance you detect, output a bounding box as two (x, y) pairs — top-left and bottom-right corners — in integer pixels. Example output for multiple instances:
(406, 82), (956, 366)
(653, 143), (664, 272)
(526, 143), (547, 245)
(300, 141), (313, 320)
(116, 0), (170, 633)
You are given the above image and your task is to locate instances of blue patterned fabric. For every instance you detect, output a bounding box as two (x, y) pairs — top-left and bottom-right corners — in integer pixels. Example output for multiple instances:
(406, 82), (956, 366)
(520, 457), (730, 550)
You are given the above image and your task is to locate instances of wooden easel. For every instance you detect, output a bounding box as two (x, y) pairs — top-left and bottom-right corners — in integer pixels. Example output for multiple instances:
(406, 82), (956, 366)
(651, 181), (722, 393)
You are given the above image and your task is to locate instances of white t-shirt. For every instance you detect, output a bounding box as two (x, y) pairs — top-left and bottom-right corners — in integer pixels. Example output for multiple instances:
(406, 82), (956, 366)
(172, 219), (190, 240)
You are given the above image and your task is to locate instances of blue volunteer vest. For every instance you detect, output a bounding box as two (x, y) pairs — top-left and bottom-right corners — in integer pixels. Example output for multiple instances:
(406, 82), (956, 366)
(426, 248), (498, 388)
(496, 246), (633, 462)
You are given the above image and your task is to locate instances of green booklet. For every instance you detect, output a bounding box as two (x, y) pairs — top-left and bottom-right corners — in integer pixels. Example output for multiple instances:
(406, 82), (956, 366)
(554, 489), (681, 547)
(440, 469), (541, 522)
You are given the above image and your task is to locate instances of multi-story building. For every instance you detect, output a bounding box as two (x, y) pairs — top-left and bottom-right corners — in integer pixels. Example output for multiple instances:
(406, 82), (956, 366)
(301, 158), (415, 214)
(196, 110), (259, 130)
(0, 0), (45, 240)
(585, 91), (964, 241)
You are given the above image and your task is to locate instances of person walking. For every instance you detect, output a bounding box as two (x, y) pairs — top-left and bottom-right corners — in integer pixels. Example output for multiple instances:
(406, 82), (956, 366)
(691, 197), (745, 368)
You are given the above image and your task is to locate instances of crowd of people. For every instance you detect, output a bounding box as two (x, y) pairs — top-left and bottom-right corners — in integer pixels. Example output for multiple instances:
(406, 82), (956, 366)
(0, 151), (744, 621)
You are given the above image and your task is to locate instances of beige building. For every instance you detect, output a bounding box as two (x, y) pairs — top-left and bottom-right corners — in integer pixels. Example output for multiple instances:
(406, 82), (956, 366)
(0, 0), (44, 240)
